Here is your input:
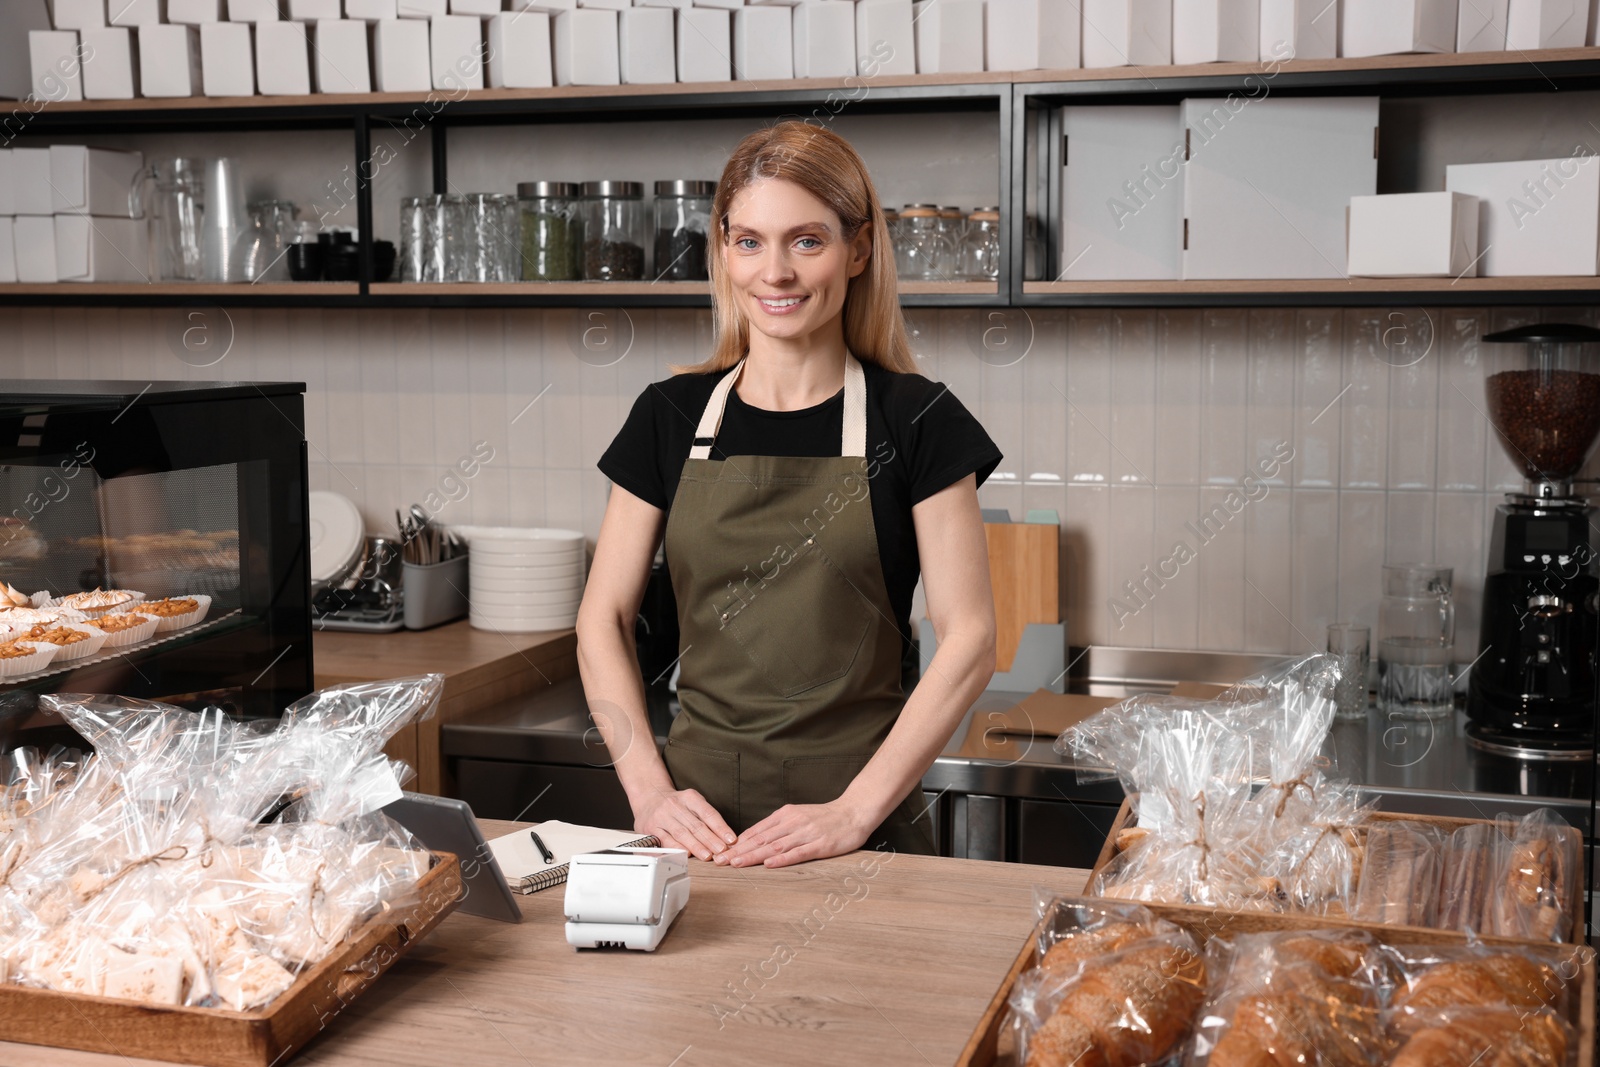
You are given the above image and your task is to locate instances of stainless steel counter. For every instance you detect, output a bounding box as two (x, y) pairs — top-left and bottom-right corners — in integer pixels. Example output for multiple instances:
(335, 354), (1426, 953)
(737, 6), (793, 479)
(442, 652), (1595, 868)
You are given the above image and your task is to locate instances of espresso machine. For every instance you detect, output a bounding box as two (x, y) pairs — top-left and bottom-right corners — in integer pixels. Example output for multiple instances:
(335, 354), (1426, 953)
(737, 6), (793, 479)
(1467, 324), (1600, 753)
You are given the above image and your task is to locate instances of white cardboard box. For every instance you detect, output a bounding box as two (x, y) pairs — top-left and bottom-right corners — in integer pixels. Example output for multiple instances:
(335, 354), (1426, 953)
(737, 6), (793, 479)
(1180, 95), (1379, 279)
(554, 8), (618, 84)
(1082, 0), (1171, 67)
(1347, 191), (1480, 276)
(346, 0), (398, 19)
(0, 219), (15, 285)
(692, 0), (743, 8)
(1592, 0), (1599, 44)
(289, 0), (343, 17)
(0, 2), (54, 102)
(616, 7), (674, 83)
(109, 0), (162, 25)
(677, 6), (729, 80)
(256, 19), (310, 93)
(431, 13), (484, 89)
(398, 0), (446, 15)
(734, 6), (791, 79)
(30, 30), (84, 101)
(0, 152), (13, 217)
(578, 0), (631, 8)
(80, 25), (137, 98)
(855, 0), (914, 73)
(912, 0), (983, 73)
(1060, 104), (1184, 280)
(1260, 0), (1337, 58)
(988, 0), (1079, 70)
(452, 0), (504, 13)
(167, 0), (222, 23)
(488, 10), (555, 87)
(632, 0), (687, 7)
(1458, 0), (1508, 49)
(55, 214), (149, 281)
(515, 0), (576, 10)
(201, 20), (256, 95)
(314, 19), (372, 91)
(12, 148), (54, 216)
(1506, 0), (1589, 49)
(139, 23), (202, 95)
(51, 0), (105, 30)
(1173, 0), (1259, 63)
(1447, 155), (1600, 276)
(227, 0), (279, 21)
(792, 0), (853, 76)
(50, 145), (143, 216)
(14, 216), (57, 282)
(1341, 0), (1457, 56)
(374, 17), (431, 89)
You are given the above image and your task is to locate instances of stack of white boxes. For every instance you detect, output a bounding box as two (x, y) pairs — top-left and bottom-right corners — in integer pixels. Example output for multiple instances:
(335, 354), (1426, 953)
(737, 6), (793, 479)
(3, 145), (147, 282)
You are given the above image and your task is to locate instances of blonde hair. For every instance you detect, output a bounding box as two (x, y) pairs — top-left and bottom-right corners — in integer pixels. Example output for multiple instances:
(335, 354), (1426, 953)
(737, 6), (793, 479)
(676, 121), (917, 376)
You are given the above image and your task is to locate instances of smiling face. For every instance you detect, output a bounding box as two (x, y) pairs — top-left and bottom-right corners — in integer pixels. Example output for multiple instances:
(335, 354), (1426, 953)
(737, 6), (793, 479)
(721, 177), (872, 351)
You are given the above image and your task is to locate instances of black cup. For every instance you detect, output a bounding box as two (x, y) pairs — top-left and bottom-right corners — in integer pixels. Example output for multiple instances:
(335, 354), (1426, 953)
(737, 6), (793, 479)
(287, 243), (324, 282)
(322, 244), (361, 281)
(317, 229), (356, 247)
(372, 240), (396, 283)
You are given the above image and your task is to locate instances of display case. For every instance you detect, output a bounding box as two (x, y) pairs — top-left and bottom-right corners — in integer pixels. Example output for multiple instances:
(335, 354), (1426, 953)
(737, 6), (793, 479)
(0, 381), (313, 747)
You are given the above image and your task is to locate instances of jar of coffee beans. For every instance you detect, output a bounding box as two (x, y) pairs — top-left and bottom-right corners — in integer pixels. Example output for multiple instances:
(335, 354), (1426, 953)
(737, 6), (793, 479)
(581, 180), (646, 282)
(653, 180), (715, 281)
(517, 181), (583, 282)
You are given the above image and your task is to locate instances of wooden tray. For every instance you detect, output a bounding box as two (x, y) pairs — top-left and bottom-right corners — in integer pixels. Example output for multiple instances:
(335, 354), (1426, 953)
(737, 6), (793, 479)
(0, 851), (463, 1067)
(956, 893), (1597, 1067)
(1085, 796), (1588, 947)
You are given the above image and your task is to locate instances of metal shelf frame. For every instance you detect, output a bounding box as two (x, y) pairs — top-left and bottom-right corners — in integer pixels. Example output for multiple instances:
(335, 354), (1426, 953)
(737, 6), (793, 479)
(8, 51), (1600, 309)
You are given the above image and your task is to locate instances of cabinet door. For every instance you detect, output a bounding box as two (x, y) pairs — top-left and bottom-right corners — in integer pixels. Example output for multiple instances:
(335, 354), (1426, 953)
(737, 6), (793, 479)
(454, 759), (637, 829)
(1017, 798), (1121, 870)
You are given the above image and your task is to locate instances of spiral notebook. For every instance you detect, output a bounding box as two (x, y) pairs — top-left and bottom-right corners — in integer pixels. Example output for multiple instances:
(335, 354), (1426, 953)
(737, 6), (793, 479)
(487, 820), (660, 894)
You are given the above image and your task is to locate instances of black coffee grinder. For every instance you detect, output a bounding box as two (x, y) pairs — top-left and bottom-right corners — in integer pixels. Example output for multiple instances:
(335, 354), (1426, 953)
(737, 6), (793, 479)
(1467, 324), (1600, 752)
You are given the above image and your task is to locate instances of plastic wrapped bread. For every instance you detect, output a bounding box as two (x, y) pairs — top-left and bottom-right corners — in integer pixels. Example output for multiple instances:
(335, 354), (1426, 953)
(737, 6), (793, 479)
(1489, 808), (1578, 943)
(1351, 820), (1444, 927)
(0, 676), (444, 1011)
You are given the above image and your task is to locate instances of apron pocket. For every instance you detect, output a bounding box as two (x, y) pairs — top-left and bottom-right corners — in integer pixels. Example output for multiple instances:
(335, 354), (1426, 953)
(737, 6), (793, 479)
(723, 545), (873, 698)
(781, 754), (871, 807)
(663, 737), (741, 827)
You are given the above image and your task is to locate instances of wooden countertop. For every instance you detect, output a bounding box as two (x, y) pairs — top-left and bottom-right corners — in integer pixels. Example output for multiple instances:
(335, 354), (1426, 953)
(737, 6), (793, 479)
(1, 820), (1089, 1067)
(314, 622), (580, 795)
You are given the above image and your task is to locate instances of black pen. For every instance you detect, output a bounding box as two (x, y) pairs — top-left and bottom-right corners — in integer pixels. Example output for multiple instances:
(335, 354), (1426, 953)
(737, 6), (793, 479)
(530, 830), (555, 865)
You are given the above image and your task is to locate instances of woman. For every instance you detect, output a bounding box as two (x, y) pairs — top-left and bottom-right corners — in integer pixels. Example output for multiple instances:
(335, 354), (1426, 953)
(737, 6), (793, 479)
(577, 121), (1000, 869)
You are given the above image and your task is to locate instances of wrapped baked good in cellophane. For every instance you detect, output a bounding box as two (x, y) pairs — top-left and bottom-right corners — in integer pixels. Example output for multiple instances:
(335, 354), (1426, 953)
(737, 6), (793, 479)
(1487, 807), (1580, 943)
(0, 675), (443, 1011)
(1382, 939), (1578, 1067)
(1188, 928), (1392, 1067)
(1350, 820), (1445, 928)
(1062, 655), (1367, 914)
(1003, 895), (1207, 1067)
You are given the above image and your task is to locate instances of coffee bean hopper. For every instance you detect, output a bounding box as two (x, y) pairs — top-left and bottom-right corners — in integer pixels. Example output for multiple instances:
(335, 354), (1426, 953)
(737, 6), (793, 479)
(1467, 324), (1600, 753)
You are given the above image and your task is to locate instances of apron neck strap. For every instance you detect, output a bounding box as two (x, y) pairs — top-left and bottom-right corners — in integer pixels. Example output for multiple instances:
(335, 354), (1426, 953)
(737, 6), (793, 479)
(689, 354), (867, 460)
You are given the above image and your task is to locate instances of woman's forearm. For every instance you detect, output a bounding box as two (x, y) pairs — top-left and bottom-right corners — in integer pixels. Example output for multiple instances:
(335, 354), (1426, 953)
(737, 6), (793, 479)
(575, 613), (675, 805)
(839, 618), (996, 831)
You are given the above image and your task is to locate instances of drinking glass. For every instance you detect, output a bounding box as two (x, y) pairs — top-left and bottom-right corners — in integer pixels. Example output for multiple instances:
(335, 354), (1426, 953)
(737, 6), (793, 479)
(1377, 563), (1455, 720)
(399, 195), (466, 282)
(460, 192), (519, 282)
(1326, 623), (1370, 721)
(128, 156), (204, 281)
(233, 199), (298, 283)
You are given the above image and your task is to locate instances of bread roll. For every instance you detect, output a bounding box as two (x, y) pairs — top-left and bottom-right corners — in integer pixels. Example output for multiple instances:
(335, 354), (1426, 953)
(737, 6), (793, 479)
(1038, 922), (1152, 975)
(1395, 954), (1559, 1013)
(1025, 941), (1206, 1067)
(1391, 1009), (1566, 1067)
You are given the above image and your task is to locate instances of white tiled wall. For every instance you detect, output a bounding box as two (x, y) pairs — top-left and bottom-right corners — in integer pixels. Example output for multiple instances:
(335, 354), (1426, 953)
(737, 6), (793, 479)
(5, 302), (1596, 660)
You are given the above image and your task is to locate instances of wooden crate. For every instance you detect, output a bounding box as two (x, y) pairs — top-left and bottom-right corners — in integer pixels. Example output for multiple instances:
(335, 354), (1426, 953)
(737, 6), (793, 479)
(1086, 796), (1587, 946)
(0, 851), (463, 1067)
(957, 894), (1596, 1067)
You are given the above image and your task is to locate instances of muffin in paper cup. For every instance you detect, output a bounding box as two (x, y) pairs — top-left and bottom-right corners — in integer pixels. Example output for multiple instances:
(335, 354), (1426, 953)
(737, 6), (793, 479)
(86, 612), (159, 648)
(19, 621), (108, 663)
(0, 640), (59, 678)
(53, 589), (145, 618)
(139, 594), (212, 633)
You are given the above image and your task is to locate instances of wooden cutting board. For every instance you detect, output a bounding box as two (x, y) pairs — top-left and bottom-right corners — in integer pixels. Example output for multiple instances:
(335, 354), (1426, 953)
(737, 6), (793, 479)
(984, 522), (1060, 672)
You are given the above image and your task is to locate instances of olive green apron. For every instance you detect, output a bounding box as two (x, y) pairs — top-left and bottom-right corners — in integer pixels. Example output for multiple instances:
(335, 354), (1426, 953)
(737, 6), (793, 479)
(661, 354), (934, 854)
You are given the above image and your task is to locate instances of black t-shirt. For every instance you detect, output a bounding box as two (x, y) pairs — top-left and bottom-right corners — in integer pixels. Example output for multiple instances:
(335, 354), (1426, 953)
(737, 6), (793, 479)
(598, 360), (1002, 656)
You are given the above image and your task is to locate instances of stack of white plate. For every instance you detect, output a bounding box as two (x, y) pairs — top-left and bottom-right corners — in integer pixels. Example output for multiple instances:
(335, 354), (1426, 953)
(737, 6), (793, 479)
(451, 526), (586, 633)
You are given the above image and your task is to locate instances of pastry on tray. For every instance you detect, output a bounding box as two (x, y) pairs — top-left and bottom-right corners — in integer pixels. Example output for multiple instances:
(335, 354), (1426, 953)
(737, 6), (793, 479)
(85, 613), (157, 648)
(56, 588), (140, 617)
(1392, 1009), (1568, 1067)
(0, 639), (56, 677)
(137, 595), (211, 633)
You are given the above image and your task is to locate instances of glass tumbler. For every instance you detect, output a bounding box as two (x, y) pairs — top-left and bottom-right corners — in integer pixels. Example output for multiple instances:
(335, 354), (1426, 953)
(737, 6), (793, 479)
(460, 192), (519, 282)
(399, 195), (465, 282)
(233, 199), (298, 283)
(958, 208), (1002, 281)
(1326, 623), (1370, 721)
(1377, 563), (1456, 720)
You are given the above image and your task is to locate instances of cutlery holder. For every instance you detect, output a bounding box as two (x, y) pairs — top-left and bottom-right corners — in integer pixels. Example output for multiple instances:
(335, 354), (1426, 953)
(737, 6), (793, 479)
(403, 553), (470, 630)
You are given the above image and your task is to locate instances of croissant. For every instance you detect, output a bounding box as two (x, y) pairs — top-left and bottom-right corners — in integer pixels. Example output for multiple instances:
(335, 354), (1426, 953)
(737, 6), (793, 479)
(1391, 1009), (1567, 1067)
(1039, 922), (1153, 976)
(1025, 942), (1206, 1067)
(1395, 954), (1559, 1012)
(1206, 990), (1381, 1067)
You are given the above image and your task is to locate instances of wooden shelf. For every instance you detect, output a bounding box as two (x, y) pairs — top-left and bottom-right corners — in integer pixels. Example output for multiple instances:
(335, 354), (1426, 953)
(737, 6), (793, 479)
(0, 282), (359, 296)
(1021, 276), (1600, 307)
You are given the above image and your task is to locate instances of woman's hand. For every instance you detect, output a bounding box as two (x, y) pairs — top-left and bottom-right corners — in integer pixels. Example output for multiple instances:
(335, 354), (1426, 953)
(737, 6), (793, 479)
(715, 800), (871, 869)
(633, 787), (737, 862)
